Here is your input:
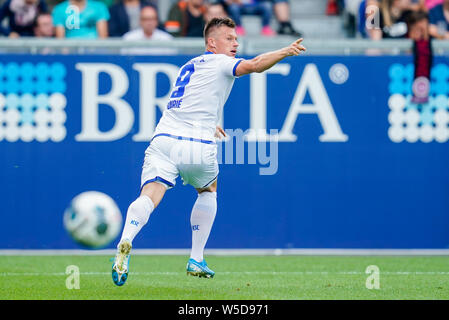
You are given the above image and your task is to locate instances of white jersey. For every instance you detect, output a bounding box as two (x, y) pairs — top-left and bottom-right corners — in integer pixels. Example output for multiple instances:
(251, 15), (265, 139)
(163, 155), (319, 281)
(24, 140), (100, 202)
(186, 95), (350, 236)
(154, 52), (243, 141)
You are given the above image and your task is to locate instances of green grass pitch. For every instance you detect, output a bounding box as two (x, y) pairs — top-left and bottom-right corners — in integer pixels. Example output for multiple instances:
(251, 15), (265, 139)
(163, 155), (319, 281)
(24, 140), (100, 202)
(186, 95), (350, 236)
(1, 255), (448, 299)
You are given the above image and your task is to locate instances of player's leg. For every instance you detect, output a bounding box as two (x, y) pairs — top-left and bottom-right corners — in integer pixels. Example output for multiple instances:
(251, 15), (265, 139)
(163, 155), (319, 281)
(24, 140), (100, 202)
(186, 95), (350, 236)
(119, 182), (166, 244)
(174, 139), (218, 278)
(113, 137), (178, 286)
(191, 180), (218, 262)
(186, 180), (218, 278)
(118, 137), (177, 249)
(112, 182), (167, 286)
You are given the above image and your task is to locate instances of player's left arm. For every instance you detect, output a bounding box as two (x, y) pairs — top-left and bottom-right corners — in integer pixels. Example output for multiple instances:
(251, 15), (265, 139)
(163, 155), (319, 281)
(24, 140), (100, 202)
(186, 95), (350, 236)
(235, 38), (306, 77)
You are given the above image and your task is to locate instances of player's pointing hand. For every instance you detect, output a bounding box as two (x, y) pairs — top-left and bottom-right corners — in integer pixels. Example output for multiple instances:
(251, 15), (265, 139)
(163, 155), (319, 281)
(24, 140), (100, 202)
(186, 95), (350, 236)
(286, 38), (306, 56)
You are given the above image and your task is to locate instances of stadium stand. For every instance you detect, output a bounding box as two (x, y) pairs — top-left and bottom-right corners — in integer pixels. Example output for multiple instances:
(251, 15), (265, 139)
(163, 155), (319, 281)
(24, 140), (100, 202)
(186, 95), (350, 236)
(1, 0), (449, 41)
(225, 0), (347, 39)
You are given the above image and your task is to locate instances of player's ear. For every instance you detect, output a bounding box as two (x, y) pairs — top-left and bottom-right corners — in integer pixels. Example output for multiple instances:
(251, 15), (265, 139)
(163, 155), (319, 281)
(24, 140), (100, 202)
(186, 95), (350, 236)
(207, 37), (216, 50)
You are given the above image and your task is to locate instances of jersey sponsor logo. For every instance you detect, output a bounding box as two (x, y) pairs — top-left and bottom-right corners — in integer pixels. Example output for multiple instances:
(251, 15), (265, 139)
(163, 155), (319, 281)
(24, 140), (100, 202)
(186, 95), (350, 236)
(130, 220), (139, 227)
(192, 225), (200, 231)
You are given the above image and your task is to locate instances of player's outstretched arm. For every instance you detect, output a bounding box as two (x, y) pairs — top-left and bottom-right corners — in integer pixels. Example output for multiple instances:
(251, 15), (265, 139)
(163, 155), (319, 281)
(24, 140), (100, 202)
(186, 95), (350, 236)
(235, 38), (306, 77)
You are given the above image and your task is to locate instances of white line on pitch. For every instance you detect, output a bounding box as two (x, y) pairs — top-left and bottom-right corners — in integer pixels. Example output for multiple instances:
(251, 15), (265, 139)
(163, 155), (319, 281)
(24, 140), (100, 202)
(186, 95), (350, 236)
(2, 271), (449, 277)
(2, 249), (449, 256)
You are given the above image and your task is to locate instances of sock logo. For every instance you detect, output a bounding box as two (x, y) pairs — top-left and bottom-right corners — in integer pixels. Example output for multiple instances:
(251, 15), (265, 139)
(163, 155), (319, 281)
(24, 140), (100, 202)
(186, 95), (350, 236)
(130, 220), (139, 227)
(192, 225), (200, 231)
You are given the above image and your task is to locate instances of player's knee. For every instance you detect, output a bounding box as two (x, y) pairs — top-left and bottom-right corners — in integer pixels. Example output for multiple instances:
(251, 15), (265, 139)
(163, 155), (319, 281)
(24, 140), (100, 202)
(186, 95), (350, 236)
(128, 196), (154, 224)
(197, 180), (218, 193)
(127, 199), (141, 216)
(140, 182), (166, 208)
(129, 197), (145, 211)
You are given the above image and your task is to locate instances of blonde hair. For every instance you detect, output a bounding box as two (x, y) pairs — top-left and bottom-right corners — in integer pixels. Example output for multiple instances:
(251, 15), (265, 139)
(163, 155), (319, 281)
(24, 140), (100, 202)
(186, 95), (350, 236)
(381, 0), (395, 27)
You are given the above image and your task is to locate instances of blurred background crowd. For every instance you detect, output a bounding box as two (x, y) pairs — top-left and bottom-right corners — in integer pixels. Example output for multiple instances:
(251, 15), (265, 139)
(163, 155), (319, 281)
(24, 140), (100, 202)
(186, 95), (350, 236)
(0, 0), (448, 42)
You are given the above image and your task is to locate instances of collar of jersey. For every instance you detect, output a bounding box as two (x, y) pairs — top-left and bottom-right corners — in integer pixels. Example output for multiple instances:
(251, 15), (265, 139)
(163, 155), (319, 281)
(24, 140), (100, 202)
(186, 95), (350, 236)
(204, 51), (214, 55)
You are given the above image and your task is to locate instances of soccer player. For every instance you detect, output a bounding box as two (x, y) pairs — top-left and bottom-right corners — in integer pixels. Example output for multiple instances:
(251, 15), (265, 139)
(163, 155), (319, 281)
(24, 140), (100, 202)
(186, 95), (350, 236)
(112, 17), (305, 286)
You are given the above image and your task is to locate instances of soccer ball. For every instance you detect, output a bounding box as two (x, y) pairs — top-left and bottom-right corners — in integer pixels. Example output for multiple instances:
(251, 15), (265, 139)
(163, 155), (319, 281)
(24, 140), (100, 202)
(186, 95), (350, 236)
(64, 191), (123, 248)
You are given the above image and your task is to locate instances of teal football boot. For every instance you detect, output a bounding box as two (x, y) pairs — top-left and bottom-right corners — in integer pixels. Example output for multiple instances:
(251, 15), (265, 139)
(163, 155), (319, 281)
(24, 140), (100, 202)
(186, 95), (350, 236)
(112, 239), (132, 286)
(186, 258), (215, 278)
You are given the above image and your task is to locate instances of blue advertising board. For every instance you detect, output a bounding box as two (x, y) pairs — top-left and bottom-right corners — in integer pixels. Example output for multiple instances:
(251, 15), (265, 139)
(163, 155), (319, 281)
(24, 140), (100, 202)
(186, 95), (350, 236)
(0, 54), (448, 249)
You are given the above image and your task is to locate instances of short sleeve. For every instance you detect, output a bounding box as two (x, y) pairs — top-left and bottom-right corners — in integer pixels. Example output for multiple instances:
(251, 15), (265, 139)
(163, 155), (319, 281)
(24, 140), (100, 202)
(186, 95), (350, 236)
(95, 2), (110, 21)
(218, 54), (244, 78)
(52, 4), (66, 27)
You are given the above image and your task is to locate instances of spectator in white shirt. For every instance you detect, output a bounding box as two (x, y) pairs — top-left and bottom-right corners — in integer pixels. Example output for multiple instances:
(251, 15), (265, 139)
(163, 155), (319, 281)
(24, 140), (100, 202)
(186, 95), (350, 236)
(123, 5), (175, 55)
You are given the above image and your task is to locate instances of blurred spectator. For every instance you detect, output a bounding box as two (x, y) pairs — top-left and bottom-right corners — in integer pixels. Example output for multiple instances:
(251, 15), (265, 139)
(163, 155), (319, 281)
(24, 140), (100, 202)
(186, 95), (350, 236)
(205, 2), (228, 22)
(109, 0), (154, 37)
(358, 0), (368, 37)
(123, 5), (174, 54)
(98, 0), (115, 8)
(225, 0), (276, 36)
(165, 0), (206, 37)
(428, 0), (449, 38)
(366, 0), (426, 10)
(0, 0), (48, 37)
(52, 0), (110, 38)
(348, 0), (423, 38)
(342, 0), (363, 37)
(411, 0), (428, 10)
(425, 0), (443, 10)
(123, 5), (171, 40)
(33, 12), (54, 37)
(406, 9), (429, 39)
(406, 10), (432, 103)
(327, 0), (340, 15)
(367, 0), (414, 39)
(271, 0), (301, 36)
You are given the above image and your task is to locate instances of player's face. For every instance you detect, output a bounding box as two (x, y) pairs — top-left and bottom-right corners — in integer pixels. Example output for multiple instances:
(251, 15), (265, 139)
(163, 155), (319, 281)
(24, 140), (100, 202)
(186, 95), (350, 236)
(214, 26), (239, 57)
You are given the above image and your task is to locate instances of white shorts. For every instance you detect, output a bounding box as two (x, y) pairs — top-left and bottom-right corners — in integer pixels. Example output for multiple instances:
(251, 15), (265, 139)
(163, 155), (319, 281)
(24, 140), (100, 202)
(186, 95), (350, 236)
(141, 134), (219, 190)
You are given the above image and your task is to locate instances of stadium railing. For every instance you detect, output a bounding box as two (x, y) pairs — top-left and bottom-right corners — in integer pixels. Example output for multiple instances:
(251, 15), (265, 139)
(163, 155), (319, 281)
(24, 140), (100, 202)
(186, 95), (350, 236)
(2, 38), (449, 55)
